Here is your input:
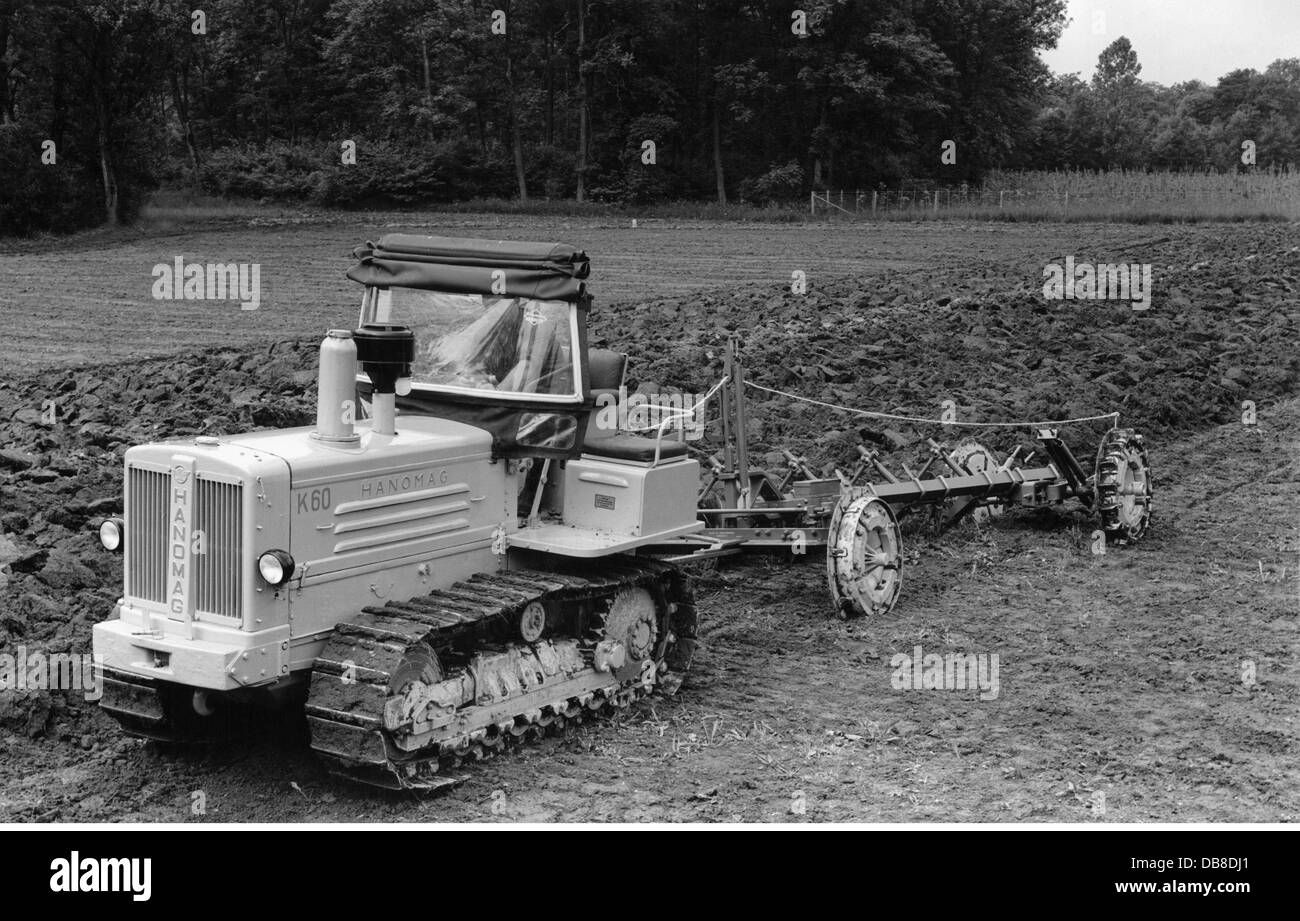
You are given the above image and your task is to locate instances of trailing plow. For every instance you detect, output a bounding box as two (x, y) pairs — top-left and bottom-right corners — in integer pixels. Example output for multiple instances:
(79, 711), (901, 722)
(653, 340), (1153, 619)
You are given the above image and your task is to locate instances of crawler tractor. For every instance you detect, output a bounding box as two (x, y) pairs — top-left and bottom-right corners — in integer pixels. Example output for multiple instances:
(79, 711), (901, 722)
(93, 236), (704, 790)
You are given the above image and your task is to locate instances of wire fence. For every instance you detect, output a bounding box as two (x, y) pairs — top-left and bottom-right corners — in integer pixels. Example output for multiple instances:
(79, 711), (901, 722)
(810, 184), (1300, 217)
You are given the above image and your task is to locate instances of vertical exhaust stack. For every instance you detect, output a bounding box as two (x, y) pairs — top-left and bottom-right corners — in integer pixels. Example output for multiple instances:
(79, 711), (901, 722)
(353, 324), (415, 437)
(313, 329), (360, 444)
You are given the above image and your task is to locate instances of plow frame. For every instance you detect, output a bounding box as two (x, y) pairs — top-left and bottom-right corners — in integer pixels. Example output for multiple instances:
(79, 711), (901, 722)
(649, 338), (1120, 565)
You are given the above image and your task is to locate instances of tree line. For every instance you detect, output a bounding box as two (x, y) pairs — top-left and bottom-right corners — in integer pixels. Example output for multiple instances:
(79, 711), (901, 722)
(1, 0), (1296, 234)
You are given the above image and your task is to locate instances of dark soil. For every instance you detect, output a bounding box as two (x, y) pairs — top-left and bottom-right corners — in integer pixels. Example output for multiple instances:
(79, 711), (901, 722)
(1, 219), (1296, 821)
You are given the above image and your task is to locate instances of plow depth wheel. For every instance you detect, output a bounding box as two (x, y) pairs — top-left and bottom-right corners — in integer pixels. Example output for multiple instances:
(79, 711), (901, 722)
(944, 440), (1004, 525)
(1095, 428), (1152, 542)
(826, 495), (903, 619)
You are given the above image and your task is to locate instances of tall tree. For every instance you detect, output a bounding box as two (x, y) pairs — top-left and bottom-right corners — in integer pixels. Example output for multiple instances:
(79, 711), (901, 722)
(1091, 37), (1151, 168)
(504, 0), (528, 201)
(575, 0), (588, 201)
(47, 0), (169, 224)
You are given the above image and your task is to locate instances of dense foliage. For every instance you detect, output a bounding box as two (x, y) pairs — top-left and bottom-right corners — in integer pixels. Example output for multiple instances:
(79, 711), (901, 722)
(1, 0), (1297, 233)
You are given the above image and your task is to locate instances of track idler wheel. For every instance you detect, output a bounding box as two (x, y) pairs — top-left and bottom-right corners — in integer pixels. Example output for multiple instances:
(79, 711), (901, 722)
(1095, 428), (1152, 542)
(826, 495), (903, 619)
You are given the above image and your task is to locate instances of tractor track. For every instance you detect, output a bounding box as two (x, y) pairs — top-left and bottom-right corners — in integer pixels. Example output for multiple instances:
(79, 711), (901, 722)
(304, 556), (697, 789)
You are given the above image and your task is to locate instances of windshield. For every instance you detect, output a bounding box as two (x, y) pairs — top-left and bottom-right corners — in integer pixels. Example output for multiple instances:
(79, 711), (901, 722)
(361, 287), (580, 401)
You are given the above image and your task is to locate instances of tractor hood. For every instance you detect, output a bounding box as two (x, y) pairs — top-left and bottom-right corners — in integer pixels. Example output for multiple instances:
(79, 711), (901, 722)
(220, 415), (494, 489)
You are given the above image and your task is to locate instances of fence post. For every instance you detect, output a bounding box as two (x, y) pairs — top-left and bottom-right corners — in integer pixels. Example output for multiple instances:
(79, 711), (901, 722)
(872, 191), (878, 215)
(999, 190), (1004, 209)
(810, 191), (815, 215)
(933, 190), (939, 213)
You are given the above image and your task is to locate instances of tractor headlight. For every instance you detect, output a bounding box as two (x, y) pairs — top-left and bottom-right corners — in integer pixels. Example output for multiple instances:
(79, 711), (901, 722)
(257, 550), (295, 586)
(98, 517), (124, 552)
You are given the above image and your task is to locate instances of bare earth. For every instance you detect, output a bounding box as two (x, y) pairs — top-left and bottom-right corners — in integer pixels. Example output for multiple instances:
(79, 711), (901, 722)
(2, 215), (1157, 374)
(0, 215), (1295, 822)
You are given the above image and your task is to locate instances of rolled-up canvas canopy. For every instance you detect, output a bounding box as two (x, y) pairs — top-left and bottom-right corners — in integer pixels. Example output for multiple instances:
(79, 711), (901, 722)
(347, 233), (591, 303)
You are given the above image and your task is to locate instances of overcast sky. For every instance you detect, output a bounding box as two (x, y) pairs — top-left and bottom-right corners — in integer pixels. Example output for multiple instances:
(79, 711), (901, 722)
(1040, 0), (1300, 85)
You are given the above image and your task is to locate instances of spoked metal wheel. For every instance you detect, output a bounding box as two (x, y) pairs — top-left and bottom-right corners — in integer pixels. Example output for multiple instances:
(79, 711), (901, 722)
(1095, 428), (1152, 542)
(943, 439), (1004, 525)
(826, 495), (903, 619)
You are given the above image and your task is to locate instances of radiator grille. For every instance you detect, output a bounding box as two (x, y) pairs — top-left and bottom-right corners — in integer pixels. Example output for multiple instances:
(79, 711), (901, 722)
(126, 467), (168, 604)
(194, 478), (242, 619)
(126, 466), (243, 621)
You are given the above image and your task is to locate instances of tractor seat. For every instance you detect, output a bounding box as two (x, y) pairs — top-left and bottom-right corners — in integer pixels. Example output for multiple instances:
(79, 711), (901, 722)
(584, 434), (689, 463)
(583, 347), (689, 463)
